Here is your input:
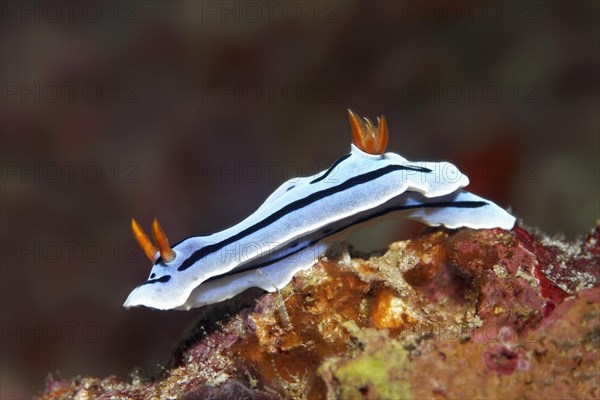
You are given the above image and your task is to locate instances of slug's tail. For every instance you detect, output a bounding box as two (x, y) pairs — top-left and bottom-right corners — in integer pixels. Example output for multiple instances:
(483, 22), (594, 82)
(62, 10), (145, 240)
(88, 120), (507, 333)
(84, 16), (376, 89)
(398, 190), (516, 230)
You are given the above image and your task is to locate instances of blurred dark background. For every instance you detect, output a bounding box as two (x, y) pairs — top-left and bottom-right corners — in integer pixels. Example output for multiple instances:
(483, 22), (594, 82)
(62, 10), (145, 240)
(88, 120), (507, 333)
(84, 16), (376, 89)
(1, 1), (598, 398)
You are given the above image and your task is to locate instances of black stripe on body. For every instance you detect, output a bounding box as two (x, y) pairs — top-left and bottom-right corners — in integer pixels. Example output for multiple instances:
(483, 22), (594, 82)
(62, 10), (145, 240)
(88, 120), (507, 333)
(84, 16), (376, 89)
(139, 274), (171, 286)
(178, 163), (432, 271)
(206, 200), (488, 280)
(310, 153), (351, 184)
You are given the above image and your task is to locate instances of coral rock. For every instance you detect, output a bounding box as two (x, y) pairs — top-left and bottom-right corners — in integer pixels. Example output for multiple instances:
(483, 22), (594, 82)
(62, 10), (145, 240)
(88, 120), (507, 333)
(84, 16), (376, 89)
(40, 224), (600, 399)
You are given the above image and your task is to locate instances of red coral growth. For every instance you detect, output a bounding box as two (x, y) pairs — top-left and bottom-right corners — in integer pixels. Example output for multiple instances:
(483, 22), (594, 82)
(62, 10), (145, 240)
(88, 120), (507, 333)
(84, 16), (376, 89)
(411, 286), (599, 399)
(482, 344), (521, 376)
(444, 228), (546, 336)
(447, 229), (501, 276)
(513, 226), (569, 304)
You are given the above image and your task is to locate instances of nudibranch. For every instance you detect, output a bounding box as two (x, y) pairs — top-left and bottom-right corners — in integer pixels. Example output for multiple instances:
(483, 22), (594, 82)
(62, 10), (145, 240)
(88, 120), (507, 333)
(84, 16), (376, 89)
(124, 111), (515, 310)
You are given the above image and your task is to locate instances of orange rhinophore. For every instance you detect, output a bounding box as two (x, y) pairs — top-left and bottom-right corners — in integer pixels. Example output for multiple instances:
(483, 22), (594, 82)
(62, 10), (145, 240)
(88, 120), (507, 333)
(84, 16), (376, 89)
(131, 218), (159, 263)
(152, 218), (176, 263)
(348, 109), (388, 155)
(377, 115), (389, 153)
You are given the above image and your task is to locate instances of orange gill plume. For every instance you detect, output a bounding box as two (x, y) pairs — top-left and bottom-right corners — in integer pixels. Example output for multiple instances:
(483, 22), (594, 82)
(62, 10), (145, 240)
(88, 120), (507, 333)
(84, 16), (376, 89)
(130, 218), (175, 263)
(348, 109), (389, 155)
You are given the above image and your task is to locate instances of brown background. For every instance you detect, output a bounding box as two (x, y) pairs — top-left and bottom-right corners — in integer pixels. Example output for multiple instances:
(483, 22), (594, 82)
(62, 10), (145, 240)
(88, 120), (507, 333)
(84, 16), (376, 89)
(1, 1), (598, 398)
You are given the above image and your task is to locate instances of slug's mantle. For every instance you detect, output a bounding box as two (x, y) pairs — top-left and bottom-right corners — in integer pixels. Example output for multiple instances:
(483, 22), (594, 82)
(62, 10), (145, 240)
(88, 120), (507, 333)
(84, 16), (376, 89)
(41, 223), (599, 399)
(124, 111), (515, 311)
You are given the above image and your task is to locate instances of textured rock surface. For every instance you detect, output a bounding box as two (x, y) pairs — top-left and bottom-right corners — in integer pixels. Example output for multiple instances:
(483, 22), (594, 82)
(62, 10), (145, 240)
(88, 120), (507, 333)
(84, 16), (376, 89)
(39, 224), (599, 399)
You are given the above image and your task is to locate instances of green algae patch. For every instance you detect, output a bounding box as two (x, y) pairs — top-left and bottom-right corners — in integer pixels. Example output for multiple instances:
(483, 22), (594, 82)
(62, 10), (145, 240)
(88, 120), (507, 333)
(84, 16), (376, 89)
(318, 321), (414, 399)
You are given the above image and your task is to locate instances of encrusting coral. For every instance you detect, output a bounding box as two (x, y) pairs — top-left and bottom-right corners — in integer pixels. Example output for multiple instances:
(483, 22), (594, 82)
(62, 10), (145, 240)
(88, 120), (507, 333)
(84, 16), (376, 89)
(40, 223), (599, 399)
